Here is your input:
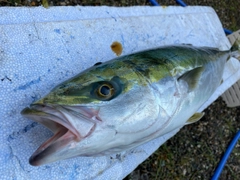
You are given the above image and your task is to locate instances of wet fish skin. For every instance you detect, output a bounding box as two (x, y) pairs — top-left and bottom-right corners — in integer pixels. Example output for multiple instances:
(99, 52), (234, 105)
(21, 45), (229, 166)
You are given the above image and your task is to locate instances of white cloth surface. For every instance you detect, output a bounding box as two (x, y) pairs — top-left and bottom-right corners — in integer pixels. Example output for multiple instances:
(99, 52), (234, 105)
(0, 6), (235, 179)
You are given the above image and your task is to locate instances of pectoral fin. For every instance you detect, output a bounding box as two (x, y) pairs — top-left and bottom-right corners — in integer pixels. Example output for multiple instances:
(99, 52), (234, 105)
(178, 67), (204, 91)
(185, 112), (205, 125)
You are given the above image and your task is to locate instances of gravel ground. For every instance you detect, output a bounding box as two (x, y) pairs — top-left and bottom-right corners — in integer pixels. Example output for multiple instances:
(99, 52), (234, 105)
(1, 0), (240, 179)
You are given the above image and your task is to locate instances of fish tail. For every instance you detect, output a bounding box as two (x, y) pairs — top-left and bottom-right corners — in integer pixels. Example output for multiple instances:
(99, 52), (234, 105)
(230, 30), (240, 60)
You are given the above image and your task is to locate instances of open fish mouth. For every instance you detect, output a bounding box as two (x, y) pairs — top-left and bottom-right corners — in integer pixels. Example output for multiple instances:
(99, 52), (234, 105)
(21, 104), (98, 166)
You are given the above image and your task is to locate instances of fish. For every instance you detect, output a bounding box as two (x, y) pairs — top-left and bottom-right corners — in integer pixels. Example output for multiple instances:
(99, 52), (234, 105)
(21, 44), (235, 166)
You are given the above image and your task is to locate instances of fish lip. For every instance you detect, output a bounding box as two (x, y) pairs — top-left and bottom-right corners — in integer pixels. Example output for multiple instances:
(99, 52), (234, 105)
(22, 104), (81, 140)
(29, 125), (73, 166)
(21, 104), (97, 166)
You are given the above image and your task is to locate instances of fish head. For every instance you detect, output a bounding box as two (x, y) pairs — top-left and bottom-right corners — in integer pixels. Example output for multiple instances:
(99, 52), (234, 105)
(21, 60), (159, 166)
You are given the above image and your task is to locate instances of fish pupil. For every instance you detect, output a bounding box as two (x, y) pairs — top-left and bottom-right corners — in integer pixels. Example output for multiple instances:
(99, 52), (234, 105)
(100, 85), (111, 96)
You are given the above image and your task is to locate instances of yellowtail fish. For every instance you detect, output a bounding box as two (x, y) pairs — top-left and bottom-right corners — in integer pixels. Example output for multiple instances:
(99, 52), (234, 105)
(21, 44), (236, 166)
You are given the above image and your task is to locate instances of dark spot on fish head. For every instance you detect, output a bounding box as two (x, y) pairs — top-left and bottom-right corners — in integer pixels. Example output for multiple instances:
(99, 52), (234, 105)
(94, 62), (102, 66)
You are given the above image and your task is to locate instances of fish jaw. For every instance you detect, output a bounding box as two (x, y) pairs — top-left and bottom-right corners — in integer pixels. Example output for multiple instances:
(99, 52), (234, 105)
(21, 104), (99, 166)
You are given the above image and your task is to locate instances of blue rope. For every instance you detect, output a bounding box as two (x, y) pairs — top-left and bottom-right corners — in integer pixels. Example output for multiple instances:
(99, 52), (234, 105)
(149, 0), (187, 6)
(224, 28), (233, 35)
(211, 130), (240, 180)
(148, 0), (159, 6)
(176, 0), (187, 7)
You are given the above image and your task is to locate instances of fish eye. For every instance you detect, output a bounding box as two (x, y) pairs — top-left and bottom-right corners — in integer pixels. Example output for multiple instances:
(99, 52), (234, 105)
(90, 77), (124, 101)
(97, 83), (114, 98)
